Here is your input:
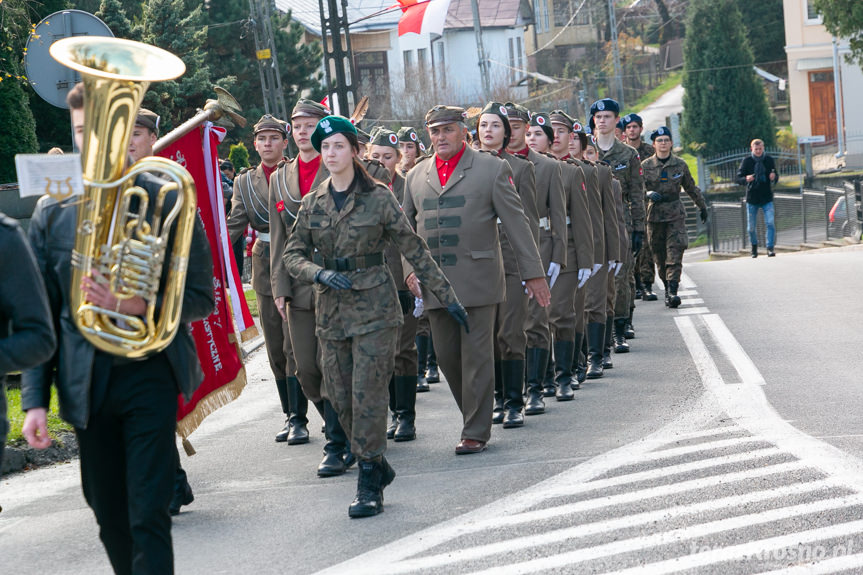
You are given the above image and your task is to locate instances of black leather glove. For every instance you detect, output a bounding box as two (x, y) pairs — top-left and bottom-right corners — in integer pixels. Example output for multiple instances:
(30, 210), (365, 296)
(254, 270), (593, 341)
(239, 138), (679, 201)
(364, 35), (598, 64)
(700, 207), (708, 224)
(397, 290), (414, 315)
(314, 269), (352, 290)
(447, 302), (469, 333)
(646, 191), (662, 203)
(631, 230), (644, 255)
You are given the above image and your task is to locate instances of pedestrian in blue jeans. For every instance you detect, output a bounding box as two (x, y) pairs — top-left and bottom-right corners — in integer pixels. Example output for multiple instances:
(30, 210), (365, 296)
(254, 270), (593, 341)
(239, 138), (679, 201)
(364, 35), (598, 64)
(737, 139), (778, 257)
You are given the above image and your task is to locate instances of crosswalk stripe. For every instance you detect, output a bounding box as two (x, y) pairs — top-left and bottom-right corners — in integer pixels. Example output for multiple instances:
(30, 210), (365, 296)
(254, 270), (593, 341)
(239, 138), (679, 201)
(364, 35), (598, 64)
(677, 306), (710, 315)
(760, 551), (863, 574)
(636, 436), (768, 461)
(601, 518), (863, 575)
(653, 425), (743, 443)
(678, 297), (705, 305)
(461, 498), (863, 575)
(378, 480), (852, 573)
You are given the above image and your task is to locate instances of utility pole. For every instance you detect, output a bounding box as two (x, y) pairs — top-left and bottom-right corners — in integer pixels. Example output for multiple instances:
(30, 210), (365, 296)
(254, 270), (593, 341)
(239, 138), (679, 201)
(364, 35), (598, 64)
(249, 0), (288, 122)
(319, 0), (357, 116)
(471, 0), (491, 100)
(607, 0), (624, 107)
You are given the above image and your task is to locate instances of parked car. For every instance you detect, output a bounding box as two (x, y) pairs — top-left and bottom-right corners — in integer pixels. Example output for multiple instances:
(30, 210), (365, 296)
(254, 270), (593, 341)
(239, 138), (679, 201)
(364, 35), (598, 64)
(828, 196), (849, 237)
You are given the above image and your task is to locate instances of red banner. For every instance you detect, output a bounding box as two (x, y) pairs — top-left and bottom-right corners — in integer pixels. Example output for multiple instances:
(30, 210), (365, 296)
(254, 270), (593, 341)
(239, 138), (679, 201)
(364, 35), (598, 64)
(159, 125), (250, 442)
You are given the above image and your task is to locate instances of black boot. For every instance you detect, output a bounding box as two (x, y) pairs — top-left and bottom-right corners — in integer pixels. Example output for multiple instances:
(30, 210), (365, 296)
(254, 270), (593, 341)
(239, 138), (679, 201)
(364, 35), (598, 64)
(586, 322), (606, 379)
(319, 399), (355, 477)
(613, 319), (630, 353)
(635, 275), (644, 300)
(492, 361), (504, 424)
(554, 340), (575, 401)
(274, 378), (291, 442)
(602, 316), (614, 368)
(348, 457), (396, 518)
(387, 377), (397, 439)
(524, 348), (548, 415)
(624, 312), (635, 339)
(394, 376), (417, 442)
(426, 335), (440, 383)
(415, 335), (430, 392)
(169, 465), (194, 516)
(751, 244), (758, 258)
(667, 280), (681, 309)
(501, 359), (526, 428)
(642, 284), (658, 301)
(286, 377), (310, 445)
(542, 347), (556, 397)
(571, 332), (584, 389)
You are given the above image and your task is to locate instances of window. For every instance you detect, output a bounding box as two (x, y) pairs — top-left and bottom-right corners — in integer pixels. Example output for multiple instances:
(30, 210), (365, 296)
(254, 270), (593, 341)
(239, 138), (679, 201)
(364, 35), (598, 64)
(417, 48), (427, 73)
(516, 36), (523, 75)
(354, 51), (390, 117)
(805, 0), (822, 24)
(509, 38), (516, 83)
(533, 0), (550, 33)
(403, 50), (414, 88)
(435, 41), (446, 88)
(554, 0), (589, 28)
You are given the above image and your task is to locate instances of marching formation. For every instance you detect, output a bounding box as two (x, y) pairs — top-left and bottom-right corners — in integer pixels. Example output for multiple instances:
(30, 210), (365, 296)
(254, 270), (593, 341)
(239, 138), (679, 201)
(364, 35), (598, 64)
(230, 95), (708, 520)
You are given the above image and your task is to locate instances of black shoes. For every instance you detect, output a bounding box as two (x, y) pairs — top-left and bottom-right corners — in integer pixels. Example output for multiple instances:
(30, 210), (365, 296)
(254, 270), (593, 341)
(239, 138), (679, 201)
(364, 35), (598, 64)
(585, 322), (605, 379)
(318, 450), (348, 477)
(501, 359), (525, 428)
(169, 472), (194, 516)
(286, 421), (310, 445)
(524, 348), (548, 416)
(642, 285), (658, 301)
(416, 335), (431, 392)
(613, 319), (630, 353)
(767, 247), (776, 257)
(275, 418), (291, 443)
(348, 457), (395, 518)
(751, 244), (758, 258)
(553, 340), (575, 401)
(602, 316), (614, 368)
(386, 412), (397, 440)
(666, 280), (681, 308)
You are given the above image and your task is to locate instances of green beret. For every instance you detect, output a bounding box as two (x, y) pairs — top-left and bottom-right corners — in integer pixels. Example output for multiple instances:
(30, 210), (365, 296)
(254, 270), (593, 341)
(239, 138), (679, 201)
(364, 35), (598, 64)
(254, 114), (287, 136)
(136, 108), (160, 135)
(425, 105), (467, 128)
(370, 128), (400, 149)
(311, 115), (357, 152)
(292, 98), (330, 119)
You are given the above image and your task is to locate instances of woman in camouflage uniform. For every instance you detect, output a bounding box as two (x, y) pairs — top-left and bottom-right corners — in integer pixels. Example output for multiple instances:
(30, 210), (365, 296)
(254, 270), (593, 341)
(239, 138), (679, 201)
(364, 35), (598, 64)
(284, 116), (467, 518)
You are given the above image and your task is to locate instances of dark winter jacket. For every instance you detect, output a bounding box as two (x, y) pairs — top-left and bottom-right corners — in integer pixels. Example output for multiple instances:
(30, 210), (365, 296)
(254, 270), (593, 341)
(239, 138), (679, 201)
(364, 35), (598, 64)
(736, 154), (778, 206)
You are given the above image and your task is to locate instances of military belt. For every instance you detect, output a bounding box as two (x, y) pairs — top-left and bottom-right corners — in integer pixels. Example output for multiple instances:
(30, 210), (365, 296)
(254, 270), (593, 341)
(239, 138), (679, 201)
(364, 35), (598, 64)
(539, 217), (550, 231)
(257, 232), (271, 242)
(425, 215), (461, 230)
(427, 234), (459, 249)
(314, 252), (384, 272)
(432, 253), (458, 267)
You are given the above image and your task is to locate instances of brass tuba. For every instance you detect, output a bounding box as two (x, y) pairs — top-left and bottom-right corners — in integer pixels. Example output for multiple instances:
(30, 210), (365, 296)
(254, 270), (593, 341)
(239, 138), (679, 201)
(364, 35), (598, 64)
(50, 37), (198, 359)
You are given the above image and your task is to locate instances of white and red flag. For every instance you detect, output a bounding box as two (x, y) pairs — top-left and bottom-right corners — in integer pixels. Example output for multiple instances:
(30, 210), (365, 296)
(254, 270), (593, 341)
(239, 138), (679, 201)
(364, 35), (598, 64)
(396, 0), (452, 37)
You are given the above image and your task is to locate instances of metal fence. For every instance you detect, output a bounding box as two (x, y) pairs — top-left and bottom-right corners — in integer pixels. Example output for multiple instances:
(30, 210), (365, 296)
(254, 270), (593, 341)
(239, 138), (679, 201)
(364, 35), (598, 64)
(699, 146), (801, 191)
(709, 181), (861, 255)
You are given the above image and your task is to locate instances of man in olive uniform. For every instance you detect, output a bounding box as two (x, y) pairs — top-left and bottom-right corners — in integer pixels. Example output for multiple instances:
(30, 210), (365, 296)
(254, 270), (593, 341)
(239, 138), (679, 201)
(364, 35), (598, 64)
(227, 114), (309, 445)
(402, 105), (550, 454)
(477, 101), (539, 429)
(268, 98), (360, 476)
(548, 111), (594, 400)
(642, 126), (708, 308)
(512, 108), (567, 415)
(621, 113), (659, 302)
(591, 99), (646, 352)
(1, 212), (56, 474)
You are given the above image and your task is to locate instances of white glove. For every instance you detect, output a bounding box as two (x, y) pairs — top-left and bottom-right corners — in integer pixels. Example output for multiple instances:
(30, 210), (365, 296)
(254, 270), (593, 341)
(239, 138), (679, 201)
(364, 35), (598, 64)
(591, 263), (602, 276)
(546, 262), (561, 289)
(577, 268), (591, 288)
(614, 262), (623, 276)
(608, 259), (616, 271)
(412, 297), (424, 318)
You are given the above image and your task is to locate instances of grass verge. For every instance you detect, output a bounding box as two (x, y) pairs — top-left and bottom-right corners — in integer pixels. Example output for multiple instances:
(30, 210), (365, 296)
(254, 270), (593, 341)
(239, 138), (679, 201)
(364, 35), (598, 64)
(244, 289), (258, 317)
(6, 386), (72, 444)
(680, 152), (699, 187)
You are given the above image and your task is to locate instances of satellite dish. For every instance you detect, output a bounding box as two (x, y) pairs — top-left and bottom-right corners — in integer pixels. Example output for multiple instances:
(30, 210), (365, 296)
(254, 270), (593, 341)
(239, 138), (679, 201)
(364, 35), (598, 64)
(25, 10), (113, 109)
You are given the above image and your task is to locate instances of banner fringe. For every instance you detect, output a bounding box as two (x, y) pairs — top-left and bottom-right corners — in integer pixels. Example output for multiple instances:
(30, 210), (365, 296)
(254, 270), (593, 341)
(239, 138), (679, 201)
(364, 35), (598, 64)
(240, 325), (259, 341)
(176, 367), (247, 445)
(182, 437), (196, 456)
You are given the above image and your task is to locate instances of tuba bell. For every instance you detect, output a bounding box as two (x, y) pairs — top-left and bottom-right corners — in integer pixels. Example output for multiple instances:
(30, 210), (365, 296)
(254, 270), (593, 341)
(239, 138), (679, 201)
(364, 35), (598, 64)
(50, 36), (198, 359)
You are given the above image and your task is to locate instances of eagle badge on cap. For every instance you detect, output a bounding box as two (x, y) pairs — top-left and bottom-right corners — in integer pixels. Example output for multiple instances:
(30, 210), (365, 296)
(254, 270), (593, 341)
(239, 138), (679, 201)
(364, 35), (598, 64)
(321, 119), (332, 133)
(536, 116), (546, 126)
(597, 101), (605, 111)
(389, 133), (398, 145)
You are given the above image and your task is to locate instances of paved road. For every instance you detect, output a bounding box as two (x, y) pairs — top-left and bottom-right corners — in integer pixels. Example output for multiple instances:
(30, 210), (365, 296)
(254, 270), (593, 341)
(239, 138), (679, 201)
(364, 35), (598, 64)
(3, 246), (863, 573)
(638, 83), (683, 133)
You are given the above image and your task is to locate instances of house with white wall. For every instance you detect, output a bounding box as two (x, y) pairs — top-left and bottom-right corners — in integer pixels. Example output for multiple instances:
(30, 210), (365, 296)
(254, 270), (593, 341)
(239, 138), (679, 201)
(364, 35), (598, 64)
(783, 0), (863, 166)
(277, 0), (534, 122)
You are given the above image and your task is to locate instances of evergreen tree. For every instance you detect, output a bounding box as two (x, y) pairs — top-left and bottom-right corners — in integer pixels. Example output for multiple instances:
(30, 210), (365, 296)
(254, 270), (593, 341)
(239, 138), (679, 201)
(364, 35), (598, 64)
(96, 0), (138, 40)
(681, 0), (775, 156)
(141, 0), (211, 132)
(735, 0), (786, 74)
(228, 142), (250, 170)
(206, 1), (323, 148)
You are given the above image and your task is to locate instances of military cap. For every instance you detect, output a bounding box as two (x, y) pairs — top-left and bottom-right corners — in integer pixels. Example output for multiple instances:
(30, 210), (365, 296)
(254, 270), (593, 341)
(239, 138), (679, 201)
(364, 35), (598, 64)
(136, 108), (160, 135)
(425, 105), (467, 128)
(478, 101), (512, 149)
(503, 102), (531, 123)
(370, 128), (400, 150)
(650, 126), (672, 141)
(549, 110), (576, 132)
(529, 112), (555, 143)
(254, 114), (287, 136)
(616, 118), (626, 132)
(397, 126), (420, 144)
(292, 98), (330, 119)
(621, 113), (643, 127)
(311, 115), (357, 152)
(589, 98), (620, 116)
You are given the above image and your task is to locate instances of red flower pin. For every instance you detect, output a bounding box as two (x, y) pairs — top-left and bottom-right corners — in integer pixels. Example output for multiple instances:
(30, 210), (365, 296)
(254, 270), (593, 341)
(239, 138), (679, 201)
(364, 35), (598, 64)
(276, 200), (285, 213)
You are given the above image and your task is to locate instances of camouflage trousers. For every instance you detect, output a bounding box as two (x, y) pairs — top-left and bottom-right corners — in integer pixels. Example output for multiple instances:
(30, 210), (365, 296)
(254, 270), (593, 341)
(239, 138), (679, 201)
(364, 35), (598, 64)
(614, 237), (635, 319)
(636, 243), (657, 287)
(648, 218), (689, 284)
(320, 327), (398, 461)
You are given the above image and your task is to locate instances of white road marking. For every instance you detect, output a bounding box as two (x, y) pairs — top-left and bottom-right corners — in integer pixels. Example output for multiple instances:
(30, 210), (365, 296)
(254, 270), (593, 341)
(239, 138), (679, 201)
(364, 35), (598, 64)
(702, 313), (766, 385)
(676, 289), (699, 297)
(678, 297), (705, 305)
(677, 306), (710, 315)
(762, 552), (863, 573)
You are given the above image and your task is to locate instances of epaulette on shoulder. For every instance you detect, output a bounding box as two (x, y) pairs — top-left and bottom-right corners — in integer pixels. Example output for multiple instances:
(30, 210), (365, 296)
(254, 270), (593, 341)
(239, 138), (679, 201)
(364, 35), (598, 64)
(277, 158), (289, 168)
(238, 167), (251, 176)
(542, 152), (558, 160)
(507, 151), (529, 163)
(478, 149), (500, 157)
